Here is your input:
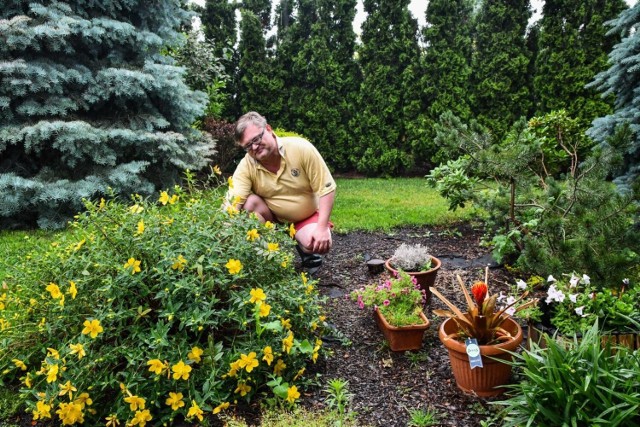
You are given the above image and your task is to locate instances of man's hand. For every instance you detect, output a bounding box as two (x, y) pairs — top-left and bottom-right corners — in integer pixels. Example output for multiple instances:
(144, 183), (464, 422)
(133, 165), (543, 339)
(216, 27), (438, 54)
(309, 225), (332, 254)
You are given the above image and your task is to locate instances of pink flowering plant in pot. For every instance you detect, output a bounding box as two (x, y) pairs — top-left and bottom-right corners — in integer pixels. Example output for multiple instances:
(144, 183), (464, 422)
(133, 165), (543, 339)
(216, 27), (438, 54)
(350, 271), (427, 327)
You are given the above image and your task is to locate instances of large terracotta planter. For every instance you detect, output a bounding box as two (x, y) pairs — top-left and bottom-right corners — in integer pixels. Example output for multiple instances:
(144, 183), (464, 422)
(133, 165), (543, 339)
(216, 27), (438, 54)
(374, 308), (430, 352)
(385, 256), (441, 304)
(438, 317), (523, 397)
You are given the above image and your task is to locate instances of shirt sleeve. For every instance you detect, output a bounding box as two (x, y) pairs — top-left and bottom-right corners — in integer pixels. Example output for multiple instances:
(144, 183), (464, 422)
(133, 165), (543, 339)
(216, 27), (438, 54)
(303, 142), (336, 198)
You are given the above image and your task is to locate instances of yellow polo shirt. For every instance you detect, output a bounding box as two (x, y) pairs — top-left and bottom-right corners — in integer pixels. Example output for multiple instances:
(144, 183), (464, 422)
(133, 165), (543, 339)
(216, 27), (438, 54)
(230, 136), (336, 223)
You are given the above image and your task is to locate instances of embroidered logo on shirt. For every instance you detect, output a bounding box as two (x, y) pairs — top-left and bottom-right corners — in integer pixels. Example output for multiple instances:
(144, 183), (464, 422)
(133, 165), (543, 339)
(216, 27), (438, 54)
(291, 168), (300, 177)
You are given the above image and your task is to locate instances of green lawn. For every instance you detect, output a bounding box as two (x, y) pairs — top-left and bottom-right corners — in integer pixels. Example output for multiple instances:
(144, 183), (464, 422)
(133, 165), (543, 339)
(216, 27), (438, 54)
(332, 177), (476, 232)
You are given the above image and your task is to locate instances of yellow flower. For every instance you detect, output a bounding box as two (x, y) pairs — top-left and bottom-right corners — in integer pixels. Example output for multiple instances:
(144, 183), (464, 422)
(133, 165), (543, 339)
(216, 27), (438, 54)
(159, 191), (170, 205)
(82, 319), (103, 339)
(213, 401), (229, 414)
(136, 220), (145, 235)
(249, 288), (266, 304)
(69, 343), (85, 360)
(171, 360), (192, 380)
(124, 395), (146, 411)
(187, 400), (204, 422)
(33, 400), (52, 420)
(187, 346), (203, 363)
(299, 305), (305, 314)
(225, 259), (242, 275)
(129, 409), (152, 426)
(74, 392), (92, 408)
(169, 194), (179, 204)
(280, 318), (291, 330)
(246, 229), (260, 241)
(282, 332), (294, 354)
(264, 221), (274, 230)
(267, 242), (279, 252)
(68, 281), (77, 299)
(56, 401), (84, 425)
(58, 380), (77, 400)
(262, 346), (273, 366)
(289, 223), (296, 238)
(129, 204), (144, 214)
(273, 359), (286, 376)
(239, 352), (259, 373)
(171, 254), (187, 271)
(73, 239), (86, 251)
(227, 176), (234, 188)
(105, 414), (120, 427)
(46, 283), (62, 299)
(301, 272), (308, 285)
(212, 165), (222, 175)
(46, 364), (59, 383)
(165, 392), (185, 411)
(306, 284), (314, 295)
(24, 373), (33, 388)
(123, 257), (141, 274)
(312, 349), (319, 363)
(146, 359), (167, 375)
(99, 198), (106, 210)
(12, 359), (27, 371)
(294, 367), (305, 381)
(258, 302), (271, 317)
(226, 205), (239, 216)
(234, 382), (251, 397)
(286, 385), (300, 403)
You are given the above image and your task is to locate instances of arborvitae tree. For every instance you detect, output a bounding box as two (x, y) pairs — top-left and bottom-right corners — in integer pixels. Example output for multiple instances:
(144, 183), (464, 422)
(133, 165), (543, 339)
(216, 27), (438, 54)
(534, 0), (627, 128)
(237, 9), (285, 119)
(0, 1), (214, 229)
(201, 0), (240, 119)
(525, 20), (541, 118)
(587, 4), (640, 196)
(420, 0), (474, 164)
(286, 0), (361, 171)
(472, 0), (532, 140)
(243, 0), (272, 29)
(353, 0), (423, 175)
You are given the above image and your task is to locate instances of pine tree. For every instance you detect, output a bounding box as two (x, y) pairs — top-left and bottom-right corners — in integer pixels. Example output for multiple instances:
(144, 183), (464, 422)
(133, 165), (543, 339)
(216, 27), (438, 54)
(0, 1), (214, 228)
(420, 0), (474, 164)
(472, 0), (532, 140)
(353, 0), (423, 175)
(534, 0), (627, 128)
(587, 4), (640, 195)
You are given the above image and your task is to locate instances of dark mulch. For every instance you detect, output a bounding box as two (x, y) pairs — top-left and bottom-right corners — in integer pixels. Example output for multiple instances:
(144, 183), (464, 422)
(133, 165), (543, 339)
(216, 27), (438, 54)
(299, 223), (517, 427)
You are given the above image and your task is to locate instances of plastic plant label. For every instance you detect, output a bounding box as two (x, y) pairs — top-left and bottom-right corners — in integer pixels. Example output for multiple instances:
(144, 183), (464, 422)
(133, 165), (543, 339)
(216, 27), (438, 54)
(465, 338), (483, 369)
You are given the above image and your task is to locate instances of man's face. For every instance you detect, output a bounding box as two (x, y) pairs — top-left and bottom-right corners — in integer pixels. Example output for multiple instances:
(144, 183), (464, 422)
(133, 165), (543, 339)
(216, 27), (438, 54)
(240, 123), (276, 161)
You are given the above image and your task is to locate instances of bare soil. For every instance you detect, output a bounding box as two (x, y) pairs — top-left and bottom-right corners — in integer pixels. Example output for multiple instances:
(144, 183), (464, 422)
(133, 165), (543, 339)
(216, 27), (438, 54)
(302, 223), (516, 427)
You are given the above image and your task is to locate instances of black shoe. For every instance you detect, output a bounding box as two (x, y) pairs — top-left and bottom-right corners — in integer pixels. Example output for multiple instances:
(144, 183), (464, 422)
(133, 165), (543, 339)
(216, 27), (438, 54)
(296, 245), (323, 269)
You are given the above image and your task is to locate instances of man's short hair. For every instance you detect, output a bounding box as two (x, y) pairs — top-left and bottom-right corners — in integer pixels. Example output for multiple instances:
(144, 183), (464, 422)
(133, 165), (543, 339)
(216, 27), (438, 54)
(235, 111), (267, 143)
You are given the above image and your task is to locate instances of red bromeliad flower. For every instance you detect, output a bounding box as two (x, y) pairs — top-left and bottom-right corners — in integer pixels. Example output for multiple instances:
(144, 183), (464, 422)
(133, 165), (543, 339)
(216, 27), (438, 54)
(471, 281), (488, 307)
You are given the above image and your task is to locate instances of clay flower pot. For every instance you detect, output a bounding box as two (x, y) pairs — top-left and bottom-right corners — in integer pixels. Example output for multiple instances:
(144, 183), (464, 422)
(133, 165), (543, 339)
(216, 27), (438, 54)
(385, 255), (441, 304)
(438, 316), (523, 397)
(374, 307), (430, 352)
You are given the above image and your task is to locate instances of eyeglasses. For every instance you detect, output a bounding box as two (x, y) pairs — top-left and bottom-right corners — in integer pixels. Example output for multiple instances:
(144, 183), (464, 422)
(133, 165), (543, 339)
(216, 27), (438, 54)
(241, 127), (265, 152)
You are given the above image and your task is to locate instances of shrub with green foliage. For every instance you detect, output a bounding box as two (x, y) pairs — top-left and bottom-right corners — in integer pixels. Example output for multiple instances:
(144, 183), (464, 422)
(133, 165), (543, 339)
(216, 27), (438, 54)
(427, 110), (640, 283)
(493, 320), (640, 426)
(0, 185), (325, 425)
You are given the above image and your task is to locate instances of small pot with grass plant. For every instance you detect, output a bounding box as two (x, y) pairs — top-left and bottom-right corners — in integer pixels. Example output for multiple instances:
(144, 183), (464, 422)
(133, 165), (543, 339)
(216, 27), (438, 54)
(430, 268), (538, 396)
(385, 243), (441, 304)
(351, 271), (430, 351)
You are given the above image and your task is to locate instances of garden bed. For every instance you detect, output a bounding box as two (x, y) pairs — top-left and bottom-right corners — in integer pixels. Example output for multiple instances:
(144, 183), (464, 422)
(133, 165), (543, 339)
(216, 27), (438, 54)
(301, 223), (514, 426)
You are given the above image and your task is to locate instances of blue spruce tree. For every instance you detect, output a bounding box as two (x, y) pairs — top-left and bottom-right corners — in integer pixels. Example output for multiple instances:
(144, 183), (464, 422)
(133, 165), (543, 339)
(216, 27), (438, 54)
(588, 4), (640, 196)
(0, 1), (214, 228)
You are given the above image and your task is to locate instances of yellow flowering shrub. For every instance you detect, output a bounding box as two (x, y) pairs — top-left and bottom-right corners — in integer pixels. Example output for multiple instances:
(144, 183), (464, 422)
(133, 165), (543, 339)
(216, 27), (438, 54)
(0, 185), (326, 425)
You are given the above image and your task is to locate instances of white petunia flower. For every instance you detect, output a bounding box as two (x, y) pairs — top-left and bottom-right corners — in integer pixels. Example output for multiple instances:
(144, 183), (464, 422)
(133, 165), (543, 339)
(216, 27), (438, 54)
(575, 306), (587, 317)
(547, 275), (557, 282)
(569, 275), (579, 288)
(516, 279), (527, 290)
(582, 274), (590, 285)
(569, 294), (578, 304)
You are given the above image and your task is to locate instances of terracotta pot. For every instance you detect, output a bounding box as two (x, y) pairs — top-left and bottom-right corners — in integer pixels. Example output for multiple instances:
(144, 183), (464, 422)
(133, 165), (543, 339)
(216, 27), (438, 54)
(438, 316), (523, 397)
(374, 307), (430, 352)
(385, 256), (441, 304)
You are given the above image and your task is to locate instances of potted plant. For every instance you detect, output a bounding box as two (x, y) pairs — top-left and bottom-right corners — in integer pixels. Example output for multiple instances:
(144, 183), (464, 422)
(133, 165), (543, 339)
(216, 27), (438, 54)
(429, 268), (537, 396)
(528, 273), (640, 350)
(351, 271), (430, 351)
(385, 243), (441, 303)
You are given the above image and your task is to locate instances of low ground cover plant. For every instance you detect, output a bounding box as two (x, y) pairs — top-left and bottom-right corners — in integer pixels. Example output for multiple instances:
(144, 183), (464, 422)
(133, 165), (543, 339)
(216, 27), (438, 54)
(0, 183), (325, 425)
